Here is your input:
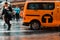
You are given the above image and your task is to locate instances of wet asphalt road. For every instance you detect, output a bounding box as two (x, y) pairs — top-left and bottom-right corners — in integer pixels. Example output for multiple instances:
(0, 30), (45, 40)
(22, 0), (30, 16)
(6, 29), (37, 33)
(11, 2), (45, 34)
(0, 18), (59, 36)
(0, 19), (59, 40)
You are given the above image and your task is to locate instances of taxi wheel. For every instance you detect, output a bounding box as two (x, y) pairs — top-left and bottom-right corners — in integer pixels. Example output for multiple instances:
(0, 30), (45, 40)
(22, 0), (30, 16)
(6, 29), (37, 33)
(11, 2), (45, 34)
(30, 21), (41, 30)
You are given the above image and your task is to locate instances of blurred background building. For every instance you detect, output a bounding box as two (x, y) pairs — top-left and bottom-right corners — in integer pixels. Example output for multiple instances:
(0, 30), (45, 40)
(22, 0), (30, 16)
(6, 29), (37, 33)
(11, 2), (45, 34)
(11, 0), (58, 9)
(0, 0), (60, 10)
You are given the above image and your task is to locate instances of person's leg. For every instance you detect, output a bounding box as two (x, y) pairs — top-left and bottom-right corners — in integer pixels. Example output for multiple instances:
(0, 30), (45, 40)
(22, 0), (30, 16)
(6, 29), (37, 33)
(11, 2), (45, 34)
(7, 20), (11, 30)
(16, 14), (19, 22)
(17, 14), (19, 21)
(18, 14), (20, 20)
(13, 15), (15, 20)
(5, 18), (11, 30)
(4, 18), (6, 28)
(16, 14), (17, 21)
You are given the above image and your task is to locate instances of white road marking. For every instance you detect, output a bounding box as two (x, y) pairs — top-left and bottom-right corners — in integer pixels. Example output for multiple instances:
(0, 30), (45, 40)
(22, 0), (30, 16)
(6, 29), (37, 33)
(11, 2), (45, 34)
(0, 30), (34, 33)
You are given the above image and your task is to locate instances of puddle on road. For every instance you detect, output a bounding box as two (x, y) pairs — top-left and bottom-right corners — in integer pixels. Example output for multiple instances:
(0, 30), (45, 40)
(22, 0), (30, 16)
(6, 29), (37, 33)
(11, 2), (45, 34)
(0, 32), (59, 40)
(0, 30), (59, 36)
(0, 28), (59, 40)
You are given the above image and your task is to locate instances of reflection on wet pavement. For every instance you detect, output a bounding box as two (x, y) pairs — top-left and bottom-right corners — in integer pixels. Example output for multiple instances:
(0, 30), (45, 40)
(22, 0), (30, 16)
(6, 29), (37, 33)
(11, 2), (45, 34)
(0, 29), (59, 36)
(0, 19), (60, 40)
(0, 32), (59, 40)
(4, 32), (11, 36)
(0, 29), (59, 40)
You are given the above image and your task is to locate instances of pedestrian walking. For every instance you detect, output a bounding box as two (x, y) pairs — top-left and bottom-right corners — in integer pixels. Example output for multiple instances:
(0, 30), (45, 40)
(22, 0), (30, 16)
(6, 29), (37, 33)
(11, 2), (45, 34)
(2, 2), (13, 30)
(14, 5), (20, 22)
(12, 8), (16, 20)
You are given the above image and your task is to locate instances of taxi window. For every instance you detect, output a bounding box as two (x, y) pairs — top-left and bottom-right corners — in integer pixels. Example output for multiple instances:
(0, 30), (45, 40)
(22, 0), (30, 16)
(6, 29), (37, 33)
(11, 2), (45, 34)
(27, 2), (55, 10)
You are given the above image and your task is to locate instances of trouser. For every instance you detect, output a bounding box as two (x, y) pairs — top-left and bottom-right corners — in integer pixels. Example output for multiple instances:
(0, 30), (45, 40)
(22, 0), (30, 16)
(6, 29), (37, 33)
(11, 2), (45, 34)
(12, 15), (15, 19)
(4, 18), (11, 30)
(16, 13), (19, 21)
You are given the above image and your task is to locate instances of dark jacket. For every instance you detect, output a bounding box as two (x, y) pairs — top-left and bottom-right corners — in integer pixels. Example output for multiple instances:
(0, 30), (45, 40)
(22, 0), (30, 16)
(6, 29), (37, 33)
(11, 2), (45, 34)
(2, 6), (13, 20)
